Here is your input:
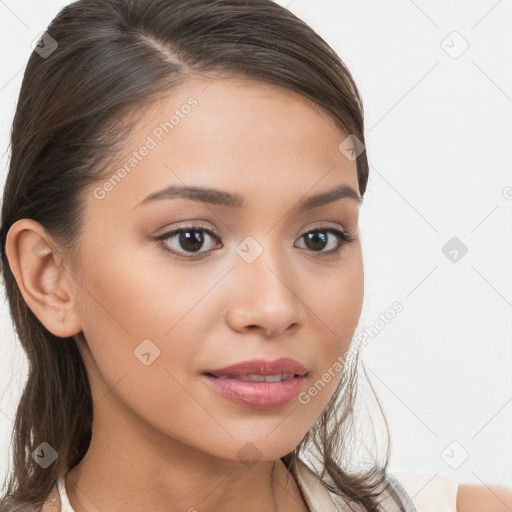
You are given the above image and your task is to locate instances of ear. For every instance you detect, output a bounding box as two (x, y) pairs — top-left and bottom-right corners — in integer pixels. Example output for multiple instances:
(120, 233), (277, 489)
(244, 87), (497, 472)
(5, 219), (82, 338)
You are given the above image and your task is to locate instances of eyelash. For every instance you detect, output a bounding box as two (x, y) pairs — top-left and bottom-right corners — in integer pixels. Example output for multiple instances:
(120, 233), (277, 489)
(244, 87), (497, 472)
(154, 223), (357, 260)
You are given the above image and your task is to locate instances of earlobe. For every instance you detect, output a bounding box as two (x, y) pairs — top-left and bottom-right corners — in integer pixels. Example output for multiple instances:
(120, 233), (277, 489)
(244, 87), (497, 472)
(5, 218), (82, 338)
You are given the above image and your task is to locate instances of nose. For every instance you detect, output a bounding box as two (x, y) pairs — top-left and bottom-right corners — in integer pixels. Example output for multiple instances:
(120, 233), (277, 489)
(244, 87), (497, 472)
(225, 243), (307, 337)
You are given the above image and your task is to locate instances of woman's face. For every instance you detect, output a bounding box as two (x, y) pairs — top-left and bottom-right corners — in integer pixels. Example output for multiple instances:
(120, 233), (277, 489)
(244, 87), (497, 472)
(70, 77), (364, 463)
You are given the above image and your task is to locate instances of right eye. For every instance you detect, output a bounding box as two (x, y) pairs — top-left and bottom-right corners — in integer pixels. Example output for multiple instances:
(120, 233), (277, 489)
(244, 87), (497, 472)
(155, 226), (222, 259)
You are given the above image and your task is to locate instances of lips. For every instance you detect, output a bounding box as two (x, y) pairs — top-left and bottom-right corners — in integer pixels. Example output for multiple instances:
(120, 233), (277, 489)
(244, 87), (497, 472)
(204, 357), (308, 379)
(202, 358), (309, 409)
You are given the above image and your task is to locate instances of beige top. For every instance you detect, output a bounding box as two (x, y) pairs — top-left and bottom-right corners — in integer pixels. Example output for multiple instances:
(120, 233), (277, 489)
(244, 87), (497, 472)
(35, 459), (458, 512)
(391, 471), (459, 512)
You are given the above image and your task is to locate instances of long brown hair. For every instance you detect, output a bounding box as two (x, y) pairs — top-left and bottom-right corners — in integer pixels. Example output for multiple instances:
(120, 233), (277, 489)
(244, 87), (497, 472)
(0, 0), (391, 510)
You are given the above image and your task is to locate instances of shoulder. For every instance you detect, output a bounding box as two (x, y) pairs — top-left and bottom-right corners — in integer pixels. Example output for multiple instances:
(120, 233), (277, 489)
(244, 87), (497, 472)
(392, 472), (512, 512)
(456, 482), (512, 512)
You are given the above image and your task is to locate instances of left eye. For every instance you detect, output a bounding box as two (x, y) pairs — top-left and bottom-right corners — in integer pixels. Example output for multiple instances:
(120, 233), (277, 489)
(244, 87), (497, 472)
(155, 226), (355, 259)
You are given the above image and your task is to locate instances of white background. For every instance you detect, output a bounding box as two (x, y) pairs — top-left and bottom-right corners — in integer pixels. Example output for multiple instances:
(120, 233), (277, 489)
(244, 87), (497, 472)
(1, 0), (511, 491)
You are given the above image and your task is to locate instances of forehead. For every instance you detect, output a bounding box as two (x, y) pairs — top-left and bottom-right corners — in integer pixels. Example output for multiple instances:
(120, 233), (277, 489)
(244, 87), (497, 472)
(87, 77), (359, 215)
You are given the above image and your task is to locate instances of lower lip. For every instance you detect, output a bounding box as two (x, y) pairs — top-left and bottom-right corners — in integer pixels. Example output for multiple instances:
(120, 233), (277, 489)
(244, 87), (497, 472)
(203, 374), (306, 409)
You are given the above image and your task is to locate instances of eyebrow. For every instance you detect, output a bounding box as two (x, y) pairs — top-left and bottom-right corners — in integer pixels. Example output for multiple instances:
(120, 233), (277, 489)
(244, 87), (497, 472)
(134, 183), (363, 211)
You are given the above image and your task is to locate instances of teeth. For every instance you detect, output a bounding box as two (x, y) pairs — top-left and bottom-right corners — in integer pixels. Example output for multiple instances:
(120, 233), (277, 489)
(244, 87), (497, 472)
(214, 373), (296, 382)
(239, 374), (266, 382)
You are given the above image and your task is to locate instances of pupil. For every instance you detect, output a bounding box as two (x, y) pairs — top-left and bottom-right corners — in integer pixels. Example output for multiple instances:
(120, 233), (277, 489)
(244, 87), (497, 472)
(305, 231), (327, 251)
(180, 230), (204, 252)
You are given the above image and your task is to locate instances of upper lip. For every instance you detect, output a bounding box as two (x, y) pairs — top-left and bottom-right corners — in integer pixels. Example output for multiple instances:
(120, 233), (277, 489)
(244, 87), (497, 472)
(204, 358), (308, 377)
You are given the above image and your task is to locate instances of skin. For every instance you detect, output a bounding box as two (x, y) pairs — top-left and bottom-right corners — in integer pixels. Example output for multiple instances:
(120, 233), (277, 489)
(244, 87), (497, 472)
(6, 77), (364, 511)
(457, 484), (512, 512)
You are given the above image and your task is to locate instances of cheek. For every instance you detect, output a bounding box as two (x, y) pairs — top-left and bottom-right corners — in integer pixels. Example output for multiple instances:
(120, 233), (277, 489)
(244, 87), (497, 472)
(304, 250), (363, 344)
(299, 250), (363, 406)
(333, 247), (364, 333)
(77, 229), (215, 342)
(74, 231), (233, 419)
(74, 248), (210, 441)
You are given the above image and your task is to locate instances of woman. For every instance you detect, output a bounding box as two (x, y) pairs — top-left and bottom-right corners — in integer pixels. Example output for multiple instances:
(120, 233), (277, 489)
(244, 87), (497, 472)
(0, 1), (510, 511)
